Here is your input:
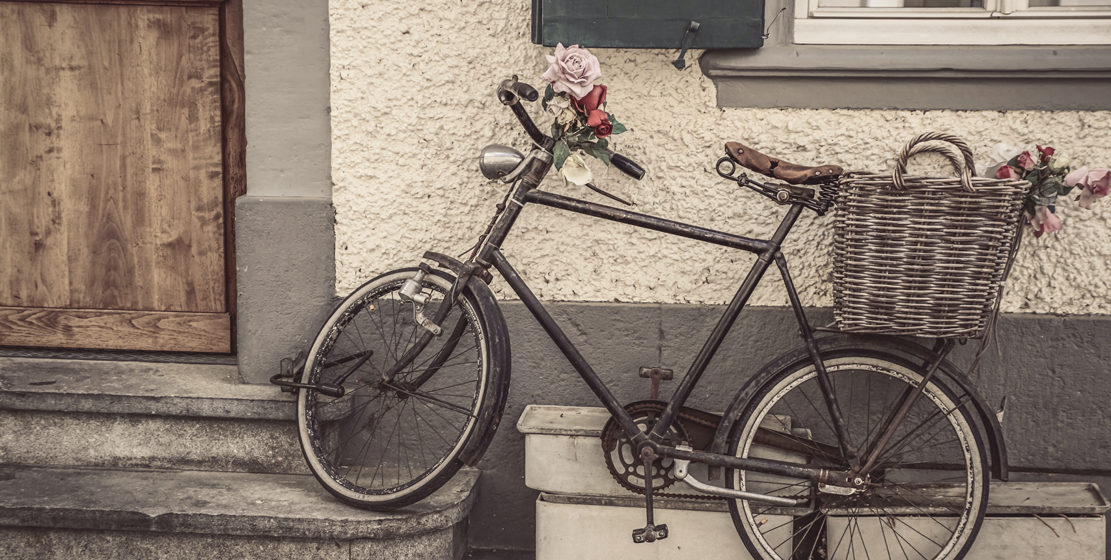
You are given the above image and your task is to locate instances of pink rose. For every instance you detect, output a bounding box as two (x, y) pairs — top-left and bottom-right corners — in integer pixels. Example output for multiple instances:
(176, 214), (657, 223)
(995, 165), (1021, 179)
(1030, 206), (1062, 237)
(1017, 151), (1037, 171)
(1064, 165), (1089, 187)
(1078, 168), (1111, 209)
(540, 43), (602, 99)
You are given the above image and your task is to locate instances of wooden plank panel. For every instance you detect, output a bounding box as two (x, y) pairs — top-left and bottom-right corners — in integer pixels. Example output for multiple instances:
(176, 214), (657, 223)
(140, 7), (226, 313)
(0, 2), (225, 314)
(3, 1), (221, 7)
(0, 307), (231, 353)
(0, 5), (71, 309)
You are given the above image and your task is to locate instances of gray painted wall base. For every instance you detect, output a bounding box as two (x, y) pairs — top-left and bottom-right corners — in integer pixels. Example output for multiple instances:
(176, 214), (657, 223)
(235, 197), (336, 384)
(466, 302), (1111, 552)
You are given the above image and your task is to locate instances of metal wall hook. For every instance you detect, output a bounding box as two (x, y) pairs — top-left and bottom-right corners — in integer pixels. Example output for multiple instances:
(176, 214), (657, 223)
(672, 20), (700, 70)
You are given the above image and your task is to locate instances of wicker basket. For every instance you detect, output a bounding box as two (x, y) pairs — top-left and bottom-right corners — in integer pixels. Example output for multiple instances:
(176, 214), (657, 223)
(833, 132), (1027, 339)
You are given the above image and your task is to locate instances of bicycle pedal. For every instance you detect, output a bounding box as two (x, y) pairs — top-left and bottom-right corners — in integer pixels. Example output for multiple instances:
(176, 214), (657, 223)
(631, 523), (668, 543)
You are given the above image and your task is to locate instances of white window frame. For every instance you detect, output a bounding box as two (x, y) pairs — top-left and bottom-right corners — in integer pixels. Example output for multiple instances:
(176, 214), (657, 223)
(793, 0), (1111, 44)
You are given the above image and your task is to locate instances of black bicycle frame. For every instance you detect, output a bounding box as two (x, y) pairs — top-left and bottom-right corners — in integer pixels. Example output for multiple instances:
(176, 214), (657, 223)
(468, 174), (855, 485)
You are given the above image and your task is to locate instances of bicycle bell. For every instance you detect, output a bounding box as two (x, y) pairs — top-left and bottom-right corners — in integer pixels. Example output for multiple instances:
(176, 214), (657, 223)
(479, 144), (525, 181)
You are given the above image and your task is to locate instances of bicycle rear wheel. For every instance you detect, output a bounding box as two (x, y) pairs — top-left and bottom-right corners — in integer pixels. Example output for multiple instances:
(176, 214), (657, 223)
(727, 350), (988, 560)
(296, 268), (509, 509)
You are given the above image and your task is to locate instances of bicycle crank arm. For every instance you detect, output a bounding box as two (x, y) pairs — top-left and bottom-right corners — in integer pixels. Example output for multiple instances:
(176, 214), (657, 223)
(672, 447), (807, 506)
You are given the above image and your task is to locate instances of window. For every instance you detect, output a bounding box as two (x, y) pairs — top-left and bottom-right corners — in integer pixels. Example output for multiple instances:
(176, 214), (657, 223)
(794, 0), (1111, 44)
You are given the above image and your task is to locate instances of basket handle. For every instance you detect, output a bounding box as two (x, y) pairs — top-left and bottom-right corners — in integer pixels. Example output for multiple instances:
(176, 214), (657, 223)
(892, 132), (976, 192)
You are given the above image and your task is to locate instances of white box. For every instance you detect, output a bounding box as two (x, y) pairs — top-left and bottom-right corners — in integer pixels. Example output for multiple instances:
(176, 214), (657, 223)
(516, 404), (794, 497)
(536, 493), (781, 560)
(523, 405), (1110, 560)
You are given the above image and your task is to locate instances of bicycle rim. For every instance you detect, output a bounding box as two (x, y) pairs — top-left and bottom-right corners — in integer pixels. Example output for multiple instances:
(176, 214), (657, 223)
(297, 270), (490, 508)
(728, 353), (988, 560)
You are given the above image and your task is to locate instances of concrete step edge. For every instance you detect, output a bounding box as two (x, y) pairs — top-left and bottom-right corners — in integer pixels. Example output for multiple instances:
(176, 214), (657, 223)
(0, 465), (478, 541)
(0, 357), (294, 420)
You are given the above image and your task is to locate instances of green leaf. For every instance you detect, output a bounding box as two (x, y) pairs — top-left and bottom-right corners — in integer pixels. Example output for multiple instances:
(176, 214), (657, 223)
(607, 112), (627, 135)
(1039, 179), (1060, 197)
(577, 139), (611, 166)
(565, 128), (595, 148)
(594, 147), (612, 166)
(588, 139), (611, 164)
(553, 140), (570, 170)
(542, 84), (555, 111)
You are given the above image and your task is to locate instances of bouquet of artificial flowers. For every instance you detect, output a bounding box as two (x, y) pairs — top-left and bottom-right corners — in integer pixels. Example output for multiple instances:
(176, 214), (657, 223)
(984, 144), (1109, 236)
(539, 43), (627, 185)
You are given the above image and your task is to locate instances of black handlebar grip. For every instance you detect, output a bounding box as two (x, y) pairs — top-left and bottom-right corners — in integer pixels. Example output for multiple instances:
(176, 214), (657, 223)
(610, 152), (646, 181)
(516, 82), (539, 102)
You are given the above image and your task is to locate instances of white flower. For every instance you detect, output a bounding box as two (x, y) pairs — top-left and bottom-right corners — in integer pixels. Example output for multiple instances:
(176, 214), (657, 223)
(1049, 152), (1070, 172)
(556, 107), (578, 126)
(560, 153), (593, 185)
(546, 94), (571, 114)
(977, 142), (1024, 177)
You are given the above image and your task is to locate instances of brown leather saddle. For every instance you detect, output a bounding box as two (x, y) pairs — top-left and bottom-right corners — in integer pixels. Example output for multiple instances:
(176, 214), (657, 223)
(725, 142), (843, 185)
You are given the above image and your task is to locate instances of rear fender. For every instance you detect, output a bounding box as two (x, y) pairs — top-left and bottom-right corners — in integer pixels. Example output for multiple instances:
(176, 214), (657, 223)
(710, 334), (1008, 481)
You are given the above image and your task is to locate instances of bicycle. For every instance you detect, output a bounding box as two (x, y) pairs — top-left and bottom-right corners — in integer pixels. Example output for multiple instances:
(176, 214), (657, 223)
(271, 76), (1009, 560)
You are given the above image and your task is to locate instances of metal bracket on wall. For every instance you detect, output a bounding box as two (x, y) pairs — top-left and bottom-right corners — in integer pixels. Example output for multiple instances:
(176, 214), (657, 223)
(672, 21), (700, 70)
(639, 367), (674, 400)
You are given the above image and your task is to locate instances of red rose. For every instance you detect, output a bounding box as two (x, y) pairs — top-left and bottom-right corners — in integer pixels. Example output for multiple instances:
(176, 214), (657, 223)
(587, 109), (613, 138)
(995, 165), (1020, 179)
(571, 85), (607, 115)
(1037, 145), (1055, 164)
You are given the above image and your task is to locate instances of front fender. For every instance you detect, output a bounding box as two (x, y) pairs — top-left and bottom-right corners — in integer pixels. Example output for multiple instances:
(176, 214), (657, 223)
(442, 268), (512, 467)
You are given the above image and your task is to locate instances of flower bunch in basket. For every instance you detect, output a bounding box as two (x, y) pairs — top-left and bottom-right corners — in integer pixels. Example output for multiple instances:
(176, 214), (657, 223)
(985, 144), (1110, 237)
(539, 43), (628, 185)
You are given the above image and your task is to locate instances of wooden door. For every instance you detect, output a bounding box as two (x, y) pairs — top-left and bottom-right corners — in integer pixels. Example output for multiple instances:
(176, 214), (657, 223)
(0, 0), (243, 353)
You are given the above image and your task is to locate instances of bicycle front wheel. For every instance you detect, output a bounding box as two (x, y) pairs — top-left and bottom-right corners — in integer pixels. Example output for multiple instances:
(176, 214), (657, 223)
(297, 268), (508, 509)
(727, 350), (988, 560)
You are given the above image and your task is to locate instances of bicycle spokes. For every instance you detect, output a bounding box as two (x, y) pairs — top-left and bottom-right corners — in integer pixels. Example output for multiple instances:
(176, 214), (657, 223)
(730, 354), (987, 560)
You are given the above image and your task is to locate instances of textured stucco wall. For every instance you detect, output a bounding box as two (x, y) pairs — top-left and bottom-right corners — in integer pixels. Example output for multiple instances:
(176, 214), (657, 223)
(330, 0), (1111, 314)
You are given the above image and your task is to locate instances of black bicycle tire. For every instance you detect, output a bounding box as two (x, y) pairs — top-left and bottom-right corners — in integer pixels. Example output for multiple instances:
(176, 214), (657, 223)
(726, 347), (989, 560)
(296, 267), (510, 510)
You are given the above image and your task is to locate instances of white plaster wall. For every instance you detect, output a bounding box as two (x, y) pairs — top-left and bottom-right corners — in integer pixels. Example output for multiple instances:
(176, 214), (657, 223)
(330, 0), (1111, 314)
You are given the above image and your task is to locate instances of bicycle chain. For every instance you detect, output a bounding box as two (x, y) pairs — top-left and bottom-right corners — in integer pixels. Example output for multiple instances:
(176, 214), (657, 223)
(599, 400), (730, 502)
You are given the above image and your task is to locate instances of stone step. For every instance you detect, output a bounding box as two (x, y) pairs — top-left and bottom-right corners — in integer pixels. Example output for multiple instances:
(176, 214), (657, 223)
(0, 357), (304, 474)
(0, 465), (477, 560)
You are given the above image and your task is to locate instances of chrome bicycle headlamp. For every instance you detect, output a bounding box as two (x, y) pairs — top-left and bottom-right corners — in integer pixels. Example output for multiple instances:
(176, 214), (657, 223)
(479, 144), (525, 181)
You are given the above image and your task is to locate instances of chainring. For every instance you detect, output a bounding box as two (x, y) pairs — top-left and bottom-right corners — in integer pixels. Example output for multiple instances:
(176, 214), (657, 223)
(600, 401), (691, 495)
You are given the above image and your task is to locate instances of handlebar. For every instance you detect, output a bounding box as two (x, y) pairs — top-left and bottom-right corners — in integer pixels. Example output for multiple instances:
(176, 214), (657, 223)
(610, 152), (645, 181)
(496, 76), (645, 181)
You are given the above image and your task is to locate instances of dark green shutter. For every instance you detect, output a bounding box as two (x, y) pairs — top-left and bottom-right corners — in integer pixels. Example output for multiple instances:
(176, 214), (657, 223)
(531, 0), (765, 49)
